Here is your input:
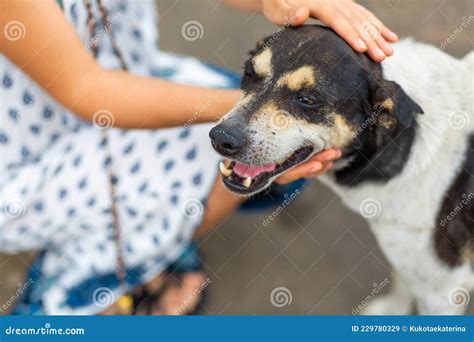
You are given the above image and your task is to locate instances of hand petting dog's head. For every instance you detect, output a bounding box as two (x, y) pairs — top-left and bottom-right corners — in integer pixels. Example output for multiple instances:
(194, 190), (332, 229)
(210, 25), (422, 196)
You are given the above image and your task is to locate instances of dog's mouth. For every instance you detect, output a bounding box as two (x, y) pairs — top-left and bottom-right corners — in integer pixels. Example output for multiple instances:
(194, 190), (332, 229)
(218, 146), (315, 195)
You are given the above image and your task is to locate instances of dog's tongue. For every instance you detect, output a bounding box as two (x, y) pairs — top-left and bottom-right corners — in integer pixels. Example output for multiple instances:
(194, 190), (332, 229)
(233, 162), (277, 179)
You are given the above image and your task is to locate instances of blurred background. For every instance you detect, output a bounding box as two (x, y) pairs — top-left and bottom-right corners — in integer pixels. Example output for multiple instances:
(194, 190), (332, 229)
(1, 0), (473, 315)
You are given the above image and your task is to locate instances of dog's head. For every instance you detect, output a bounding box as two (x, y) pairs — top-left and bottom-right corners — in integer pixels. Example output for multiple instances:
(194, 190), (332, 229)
(210, 25), (422, 195)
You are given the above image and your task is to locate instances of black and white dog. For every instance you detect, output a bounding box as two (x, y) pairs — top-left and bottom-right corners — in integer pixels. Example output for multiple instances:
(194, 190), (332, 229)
(210, 25), (473, 314)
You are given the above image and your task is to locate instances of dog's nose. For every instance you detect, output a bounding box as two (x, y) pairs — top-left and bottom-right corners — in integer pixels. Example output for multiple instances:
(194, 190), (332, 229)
(209, 125), (246, 156)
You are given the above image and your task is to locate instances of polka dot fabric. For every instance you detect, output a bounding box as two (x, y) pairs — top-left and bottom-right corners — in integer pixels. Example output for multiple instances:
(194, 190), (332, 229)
(0, 0), (239, 314)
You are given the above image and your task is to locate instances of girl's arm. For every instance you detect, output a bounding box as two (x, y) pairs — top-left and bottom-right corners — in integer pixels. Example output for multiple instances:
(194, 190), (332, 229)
(0, 0), (241, 129)
(0, 0), (340, 180)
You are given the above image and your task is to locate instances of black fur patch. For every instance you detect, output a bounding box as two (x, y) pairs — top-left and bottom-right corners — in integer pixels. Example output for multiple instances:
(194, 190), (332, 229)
(333, 76), (421, 186)
(434, 135), (474, 266)
(334, 119), (417, 186)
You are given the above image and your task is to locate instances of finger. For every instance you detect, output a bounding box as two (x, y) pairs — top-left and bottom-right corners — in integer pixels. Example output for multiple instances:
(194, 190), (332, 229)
(360, 8), (399, 42)
(356, 8), (398, 50)
(327, 14), (368, 52)
(290, 7), (310, 26)
(350, 10), (390, 61)
(305, 161), (334, 178)
(308, 148), (342, 164)
(264, 0), (305, 26)
(374, 34), (393, 56)
(359, 13), (395, 56)
(319, 161), (334, 174)
(380, 25), (398, 42)
(356, 17), (393, 57)
(361, 33), (386, 62)
(275, 160), (323, 184)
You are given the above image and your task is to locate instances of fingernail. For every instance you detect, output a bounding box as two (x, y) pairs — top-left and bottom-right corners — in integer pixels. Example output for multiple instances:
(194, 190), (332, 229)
(354, 38), (367, 51)
(310, 162), (323, 173)
(382, 42), (393, 55)
(388, 31), (399, 40)
(295, 7), (306, 17)
(373, 47), (385, 59)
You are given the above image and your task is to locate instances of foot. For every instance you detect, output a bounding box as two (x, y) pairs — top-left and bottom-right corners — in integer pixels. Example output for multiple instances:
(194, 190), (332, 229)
(155, 272), (207, 315)
(100, 272), (207, 315)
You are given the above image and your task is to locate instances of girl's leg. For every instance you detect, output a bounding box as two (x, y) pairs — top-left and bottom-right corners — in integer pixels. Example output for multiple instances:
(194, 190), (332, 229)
(147, 177), (243, 314)
(195, 176), (244, 237)
(103, 177), (244, 315)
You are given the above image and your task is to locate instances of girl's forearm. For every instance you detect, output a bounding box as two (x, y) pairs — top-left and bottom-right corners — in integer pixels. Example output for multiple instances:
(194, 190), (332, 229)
(72, 69), (241, 129)
(0, 0), (240, 129)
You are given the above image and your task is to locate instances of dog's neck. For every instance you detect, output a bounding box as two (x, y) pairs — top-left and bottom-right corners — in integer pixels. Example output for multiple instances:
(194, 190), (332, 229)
(332, 120), (418, 187)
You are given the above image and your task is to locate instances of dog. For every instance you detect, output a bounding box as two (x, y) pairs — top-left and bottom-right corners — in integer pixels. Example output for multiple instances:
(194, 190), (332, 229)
(209, 25), (473, 314)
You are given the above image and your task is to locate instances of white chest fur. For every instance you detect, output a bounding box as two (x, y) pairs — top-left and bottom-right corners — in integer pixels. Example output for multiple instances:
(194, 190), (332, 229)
(319, 39), (473, 232)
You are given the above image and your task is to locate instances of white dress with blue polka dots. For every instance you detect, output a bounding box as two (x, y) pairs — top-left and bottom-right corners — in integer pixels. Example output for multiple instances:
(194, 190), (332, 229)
(0, 0), (238, 314)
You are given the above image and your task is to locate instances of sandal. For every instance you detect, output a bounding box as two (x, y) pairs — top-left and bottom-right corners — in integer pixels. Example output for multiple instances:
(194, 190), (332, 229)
(132, 241), (208, 315)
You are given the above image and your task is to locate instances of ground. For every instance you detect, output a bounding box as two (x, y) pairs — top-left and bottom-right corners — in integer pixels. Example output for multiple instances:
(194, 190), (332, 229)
(1, 0), (473, 315)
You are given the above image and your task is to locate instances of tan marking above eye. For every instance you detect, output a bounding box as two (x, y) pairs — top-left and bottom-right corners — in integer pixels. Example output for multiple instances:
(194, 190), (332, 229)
(259, 101), (279, 114)
(276, 66), (316, 91)
(252, 49), (273, 77)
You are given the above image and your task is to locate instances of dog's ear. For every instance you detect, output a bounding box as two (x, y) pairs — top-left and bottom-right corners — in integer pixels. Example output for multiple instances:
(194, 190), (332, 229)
(368, 76), (423, 128)
(249, 34), (275, 56)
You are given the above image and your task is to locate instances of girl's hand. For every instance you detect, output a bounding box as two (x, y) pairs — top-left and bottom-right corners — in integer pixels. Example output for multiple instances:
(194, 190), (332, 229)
(261, 0), (398, 61)
(276, 148), (341, 183)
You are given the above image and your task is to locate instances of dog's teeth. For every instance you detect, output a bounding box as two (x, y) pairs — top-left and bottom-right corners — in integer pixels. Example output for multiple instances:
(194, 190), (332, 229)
(219, 161), (232, 177)
(242, 177), (252, 188)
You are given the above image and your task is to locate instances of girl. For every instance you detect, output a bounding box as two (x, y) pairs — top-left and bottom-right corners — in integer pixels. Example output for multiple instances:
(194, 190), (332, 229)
(0, 0), (397, 315)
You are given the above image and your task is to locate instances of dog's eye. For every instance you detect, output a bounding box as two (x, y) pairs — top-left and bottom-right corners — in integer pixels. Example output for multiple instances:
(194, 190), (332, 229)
(297, 96), (318, 107)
